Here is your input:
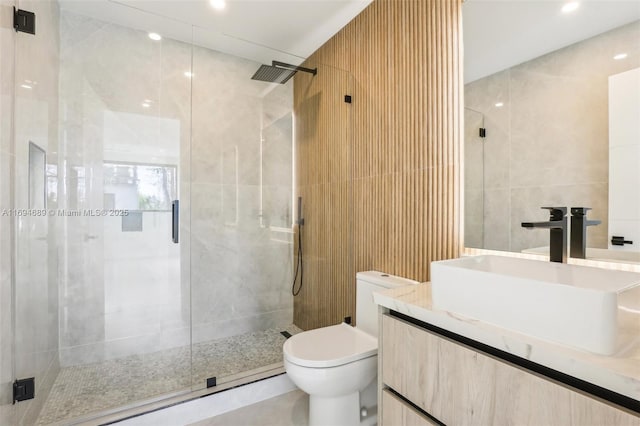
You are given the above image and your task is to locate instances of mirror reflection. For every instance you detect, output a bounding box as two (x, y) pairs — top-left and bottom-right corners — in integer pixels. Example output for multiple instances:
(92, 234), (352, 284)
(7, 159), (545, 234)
(463, 1), (640, 264)
(28, 142), (46, 210)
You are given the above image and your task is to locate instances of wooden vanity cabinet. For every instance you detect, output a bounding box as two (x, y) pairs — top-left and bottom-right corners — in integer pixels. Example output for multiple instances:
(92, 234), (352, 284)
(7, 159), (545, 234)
(379, 313), (640, 425)
(382, 389), (439, 426)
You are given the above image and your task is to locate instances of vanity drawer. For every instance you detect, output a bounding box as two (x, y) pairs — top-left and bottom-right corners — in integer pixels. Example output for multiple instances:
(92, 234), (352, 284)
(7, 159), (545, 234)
(382, 389), (440, 426)
(381, 314), (640, 425)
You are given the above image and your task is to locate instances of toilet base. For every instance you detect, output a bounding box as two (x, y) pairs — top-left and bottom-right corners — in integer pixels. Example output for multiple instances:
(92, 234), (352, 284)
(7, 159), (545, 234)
(309, 392), (360, 426)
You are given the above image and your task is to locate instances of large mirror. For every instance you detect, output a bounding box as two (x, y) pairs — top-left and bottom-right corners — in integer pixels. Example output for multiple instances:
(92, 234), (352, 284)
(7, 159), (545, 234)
(463, 0), (640, 264)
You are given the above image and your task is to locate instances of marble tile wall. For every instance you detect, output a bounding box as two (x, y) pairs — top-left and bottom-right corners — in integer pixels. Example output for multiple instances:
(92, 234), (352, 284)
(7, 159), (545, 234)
(465, 21), (640, 254)
(0, 1), (15, 424)
(190, 46), (294, 351)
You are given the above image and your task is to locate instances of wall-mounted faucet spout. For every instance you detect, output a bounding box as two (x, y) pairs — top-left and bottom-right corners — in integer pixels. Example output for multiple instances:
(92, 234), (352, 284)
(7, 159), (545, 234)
(522, 207), (568, 263)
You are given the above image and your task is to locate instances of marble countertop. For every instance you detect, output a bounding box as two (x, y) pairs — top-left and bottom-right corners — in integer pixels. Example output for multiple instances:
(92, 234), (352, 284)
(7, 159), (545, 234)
(374, 283), (640, 402)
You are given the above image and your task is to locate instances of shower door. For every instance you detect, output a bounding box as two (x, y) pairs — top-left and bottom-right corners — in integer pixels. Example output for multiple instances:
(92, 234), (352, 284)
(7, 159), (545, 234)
(11, 3), (193, 424)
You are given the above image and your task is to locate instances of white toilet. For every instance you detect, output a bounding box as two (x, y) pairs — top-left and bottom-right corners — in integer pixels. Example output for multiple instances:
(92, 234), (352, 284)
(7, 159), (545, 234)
(283, 271), (419, 426)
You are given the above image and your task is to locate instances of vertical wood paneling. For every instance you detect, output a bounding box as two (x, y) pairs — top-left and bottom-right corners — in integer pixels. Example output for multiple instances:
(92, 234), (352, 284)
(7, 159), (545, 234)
(294, 0), (463, 330)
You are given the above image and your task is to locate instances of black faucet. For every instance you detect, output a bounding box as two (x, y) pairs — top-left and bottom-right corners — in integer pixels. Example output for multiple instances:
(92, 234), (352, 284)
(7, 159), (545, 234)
(521, 207), (567, 263)
(570, 207), (601, 259)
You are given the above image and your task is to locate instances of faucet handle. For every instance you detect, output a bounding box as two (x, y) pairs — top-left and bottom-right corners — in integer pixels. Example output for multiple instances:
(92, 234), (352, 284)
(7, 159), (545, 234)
(542, 207), (567, 220)
(571, 207), (592, 216)
(571, 207), (601, 226)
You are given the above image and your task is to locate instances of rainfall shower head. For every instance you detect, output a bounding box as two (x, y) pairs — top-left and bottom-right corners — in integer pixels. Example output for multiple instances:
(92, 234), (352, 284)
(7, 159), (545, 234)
(252, 64), (297, 84)
(251, 61), (317, 84)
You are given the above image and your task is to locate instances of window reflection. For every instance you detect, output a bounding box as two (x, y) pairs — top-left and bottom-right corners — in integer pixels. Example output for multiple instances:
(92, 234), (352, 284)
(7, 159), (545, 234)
(103, 162), (177, 211)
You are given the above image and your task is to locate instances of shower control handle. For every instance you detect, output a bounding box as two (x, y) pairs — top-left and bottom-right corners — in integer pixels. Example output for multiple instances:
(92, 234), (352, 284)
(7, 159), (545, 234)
(172, 200), (179, 244)
(296, 196), (304, 226)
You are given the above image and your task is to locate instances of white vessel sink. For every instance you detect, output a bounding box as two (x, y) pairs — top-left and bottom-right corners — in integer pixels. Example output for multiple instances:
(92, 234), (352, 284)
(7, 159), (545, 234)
(431, 255), (640, 355)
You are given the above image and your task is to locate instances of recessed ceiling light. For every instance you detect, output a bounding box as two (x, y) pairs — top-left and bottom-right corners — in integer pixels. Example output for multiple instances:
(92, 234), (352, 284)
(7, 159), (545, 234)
(20, 84), (32, 90)
(142, 102), (151, 108)
(148, 32), (162, 41)
(495, 102), (504, 108)
(613, 53), (628, 60)
(184, 71), (194, 78)
(561, 2), (579, 14)
(210, 0), (226, 10)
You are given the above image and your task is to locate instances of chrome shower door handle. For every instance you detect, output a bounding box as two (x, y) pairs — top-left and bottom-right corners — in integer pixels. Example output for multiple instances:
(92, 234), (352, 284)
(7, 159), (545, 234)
(171, 200), (179, 244)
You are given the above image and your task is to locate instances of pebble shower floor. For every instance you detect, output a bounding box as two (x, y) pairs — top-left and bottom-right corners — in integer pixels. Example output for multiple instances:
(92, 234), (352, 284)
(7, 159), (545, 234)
(36, 325), (302, 425)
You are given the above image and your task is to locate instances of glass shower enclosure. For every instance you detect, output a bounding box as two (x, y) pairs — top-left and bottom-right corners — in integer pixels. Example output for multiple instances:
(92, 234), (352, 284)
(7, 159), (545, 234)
(3, 1), (318, 424)
(13, 4), (195, 424)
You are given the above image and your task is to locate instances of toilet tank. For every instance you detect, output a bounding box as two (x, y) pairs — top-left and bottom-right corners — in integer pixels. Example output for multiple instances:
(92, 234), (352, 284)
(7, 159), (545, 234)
(355, 271), (419, 337)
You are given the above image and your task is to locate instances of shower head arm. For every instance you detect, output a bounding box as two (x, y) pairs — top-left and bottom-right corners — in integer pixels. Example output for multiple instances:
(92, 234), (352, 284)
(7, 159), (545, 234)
(272, 61), (317, 76)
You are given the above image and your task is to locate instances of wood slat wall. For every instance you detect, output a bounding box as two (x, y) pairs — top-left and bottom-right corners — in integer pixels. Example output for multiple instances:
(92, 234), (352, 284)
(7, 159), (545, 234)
(293, 0), (463, 330)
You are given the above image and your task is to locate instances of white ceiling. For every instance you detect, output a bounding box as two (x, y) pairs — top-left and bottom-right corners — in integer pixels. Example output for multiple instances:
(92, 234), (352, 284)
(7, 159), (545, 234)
(463, 0), (640, 83)
(58, 0), (373, 66)
(58, 1), (640, 83)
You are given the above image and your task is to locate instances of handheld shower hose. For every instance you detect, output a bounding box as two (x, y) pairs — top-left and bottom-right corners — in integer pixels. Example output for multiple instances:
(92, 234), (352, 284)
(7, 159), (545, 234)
(292, 197), (304, 296)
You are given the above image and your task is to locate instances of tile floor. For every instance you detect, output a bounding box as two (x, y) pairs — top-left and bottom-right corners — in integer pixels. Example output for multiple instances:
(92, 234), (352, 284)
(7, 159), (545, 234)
(189, 390), (308, 426)
(36, 325), (302, 425)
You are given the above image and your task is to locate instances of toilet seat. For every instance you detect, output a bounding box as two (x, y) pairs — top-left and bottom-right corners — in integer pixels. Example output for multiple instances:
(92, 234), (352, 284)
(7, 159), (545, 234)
(283, 323), (377, 368)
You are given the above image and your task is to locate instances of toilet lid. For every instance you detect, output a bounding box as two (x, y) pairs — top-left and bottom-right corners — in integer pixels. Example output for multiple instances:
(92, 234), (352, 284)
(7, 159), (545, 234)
(283, 323), (378, 368)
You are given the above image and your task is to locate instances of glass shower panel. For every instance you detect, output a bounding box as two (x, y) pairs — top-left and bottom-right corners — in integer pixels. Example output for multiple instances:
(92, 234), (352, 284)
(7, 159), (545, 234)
(13, 3), (193, 423)
(188, 27), (301, 391)
(292, 63), (354, 331)
(0, 1), (16, 423)
(464, 108), (485, 249)
(12, 1), (62, 423)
